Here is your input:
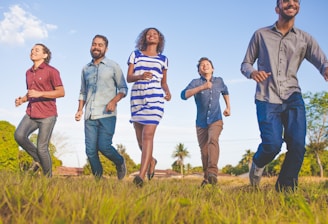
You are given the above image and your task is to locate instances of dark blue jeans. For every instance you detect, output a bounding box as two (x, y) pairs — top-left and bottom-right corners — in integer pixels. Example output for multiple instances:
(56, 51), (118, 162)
(85, 116), (124, 177)
(14, 114), (57, 177)
(254, 92), (306, 190)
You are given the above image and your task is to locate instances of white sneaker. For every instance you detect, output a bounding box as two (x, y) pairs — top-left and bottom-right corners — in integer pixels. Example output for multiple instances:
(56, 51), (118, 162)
(249, 161), (264, 187)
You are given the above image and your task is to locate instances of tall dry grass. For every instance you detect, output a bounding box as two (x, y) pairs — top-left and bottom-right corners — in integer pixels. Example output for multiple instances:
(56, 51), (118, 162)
(1, 172), (328, 223)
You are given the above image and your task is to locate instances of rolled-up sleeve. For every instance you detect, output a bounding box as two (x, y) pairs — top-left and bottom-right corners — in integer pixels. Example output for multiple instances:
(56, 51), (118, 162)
(241, 32), (258, 79)
(78, 69), (87, 101)
(114, 64), (128, 96)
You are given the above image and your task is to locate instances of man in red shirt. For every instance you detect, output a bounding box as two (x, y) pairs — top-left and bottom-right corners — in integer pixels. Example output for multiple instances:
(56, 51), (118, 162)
(14, 43), (65, 177)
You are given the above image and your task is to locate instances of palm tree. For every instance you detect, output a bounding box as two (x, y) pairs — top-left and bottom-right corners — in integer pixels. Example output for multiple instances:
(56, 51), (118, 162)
(242, 149), (254, 171)
(172, 143), (190, 176)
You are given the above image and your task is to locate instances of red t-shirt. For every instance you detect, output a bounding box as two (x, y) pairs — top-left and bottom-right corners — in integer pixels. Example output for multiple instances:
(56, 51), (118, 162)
(26, 62), (63, 118)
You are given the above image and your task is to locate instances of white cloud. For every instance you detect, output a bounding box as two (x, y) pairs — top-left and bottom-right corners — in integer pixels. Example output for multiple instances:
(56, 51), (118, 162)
(0, 4), (57, 45)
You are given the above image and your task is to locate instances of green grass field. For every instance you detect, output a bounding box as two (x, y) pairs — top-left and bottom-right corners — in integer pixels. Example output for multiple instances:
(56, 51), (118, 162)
(1, 172), (328, 224)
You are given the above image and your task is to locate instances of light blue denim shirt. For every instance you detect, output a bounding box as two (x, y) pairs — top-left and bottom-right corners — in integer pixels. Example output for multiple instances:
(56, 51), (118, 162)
(181, 76), (229, 128)
(241, 23), (328, 104)
(79, 57), (128, 120)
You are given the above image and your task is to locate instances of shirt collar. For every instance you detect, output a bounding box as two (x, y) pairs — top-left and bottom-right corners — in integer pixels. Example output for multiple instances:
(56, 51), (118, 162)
(271, 22), (297, 34)
(88, 57), (108, 67)
(29, 62), (46, 72)
(200, 75), (213, 82)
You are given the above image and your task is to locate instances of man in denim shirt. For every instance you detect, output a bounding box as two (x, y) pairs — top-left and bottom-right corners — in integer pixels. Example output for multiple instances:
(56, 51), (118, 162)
(75, 34), (128, 180)
(181, 57), (231, 187)
(241, 0), (328, 191)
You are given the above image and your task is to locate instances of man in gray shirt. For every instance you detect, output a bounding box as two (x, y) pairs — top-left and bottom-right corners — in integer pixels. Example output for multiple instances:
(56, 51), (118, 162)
(241, 0), (328, 192)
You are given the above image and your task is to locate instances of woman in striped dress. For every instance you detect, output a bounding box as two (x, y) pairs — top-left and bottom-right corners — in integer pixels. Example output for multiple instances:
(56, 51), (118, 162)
(127, 27), (171, 187)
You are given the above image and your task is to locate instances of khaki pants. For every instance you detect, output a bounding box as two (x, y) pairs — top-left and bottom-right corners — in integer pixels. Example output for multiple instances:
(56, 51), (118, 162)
(196, 120), (223, 180)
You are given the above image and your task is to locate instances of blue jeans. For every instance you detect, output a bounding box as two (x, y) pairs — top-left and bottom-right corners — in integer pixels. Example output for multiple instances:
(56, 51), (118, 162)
(14, 114), (57, 177)
(254, 92), (306, 190)
(85, 116), (123, 177)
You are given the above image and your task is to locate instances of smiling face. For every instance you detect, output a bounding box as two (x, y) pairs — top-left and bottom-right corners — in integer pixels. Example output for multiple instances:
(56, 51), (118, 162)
(90, 36), (107, 61)
(198, 59), (214, 77)
(145, 28), (160, 45)
(30, 44), (48, 64)
(276, 0), (300, 20)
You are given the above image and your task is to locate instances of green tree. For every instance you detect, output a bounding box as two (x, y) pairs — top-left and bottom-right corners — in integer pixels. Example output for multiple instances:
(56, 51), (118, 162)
(303, 91), (328, 178)
(221, 164), (235, 175)
(299, 151), (313, 177)
(221, 149), (254, 176)
(190, 166), (203, 173)
(0, 121), (19, 171)
(320, 150), (328, 177)
(171, 160), (180, 174)
(221, 163), (248, 176)
(241, 149), (254, 171)
(172, 143), (190, 176)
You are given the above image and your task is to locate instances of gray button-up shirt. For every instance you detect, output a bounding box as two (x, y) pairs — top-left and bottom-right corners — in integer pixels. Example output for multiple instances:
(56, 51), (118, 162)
(79, 57), (128, 120)
(241, 23), (328, 104)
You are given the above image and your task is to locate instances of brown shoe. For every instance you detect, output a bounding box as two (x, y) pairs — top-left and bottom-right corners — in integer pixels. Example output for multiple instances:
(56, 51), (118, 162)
(200, 180), (209, 187)
(208, 174), (218, 185)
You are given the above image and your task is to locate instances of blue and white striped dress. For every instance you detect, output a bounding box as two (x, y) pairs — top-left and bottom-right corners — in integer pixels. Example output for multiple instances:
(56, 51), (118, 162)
(127, 50), (168, 125)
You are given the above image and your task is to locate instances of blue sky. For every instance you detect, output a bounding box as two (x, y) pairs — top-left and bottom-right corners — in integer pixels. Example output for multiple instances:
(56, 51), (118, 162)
(1, 1), (327, 169)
